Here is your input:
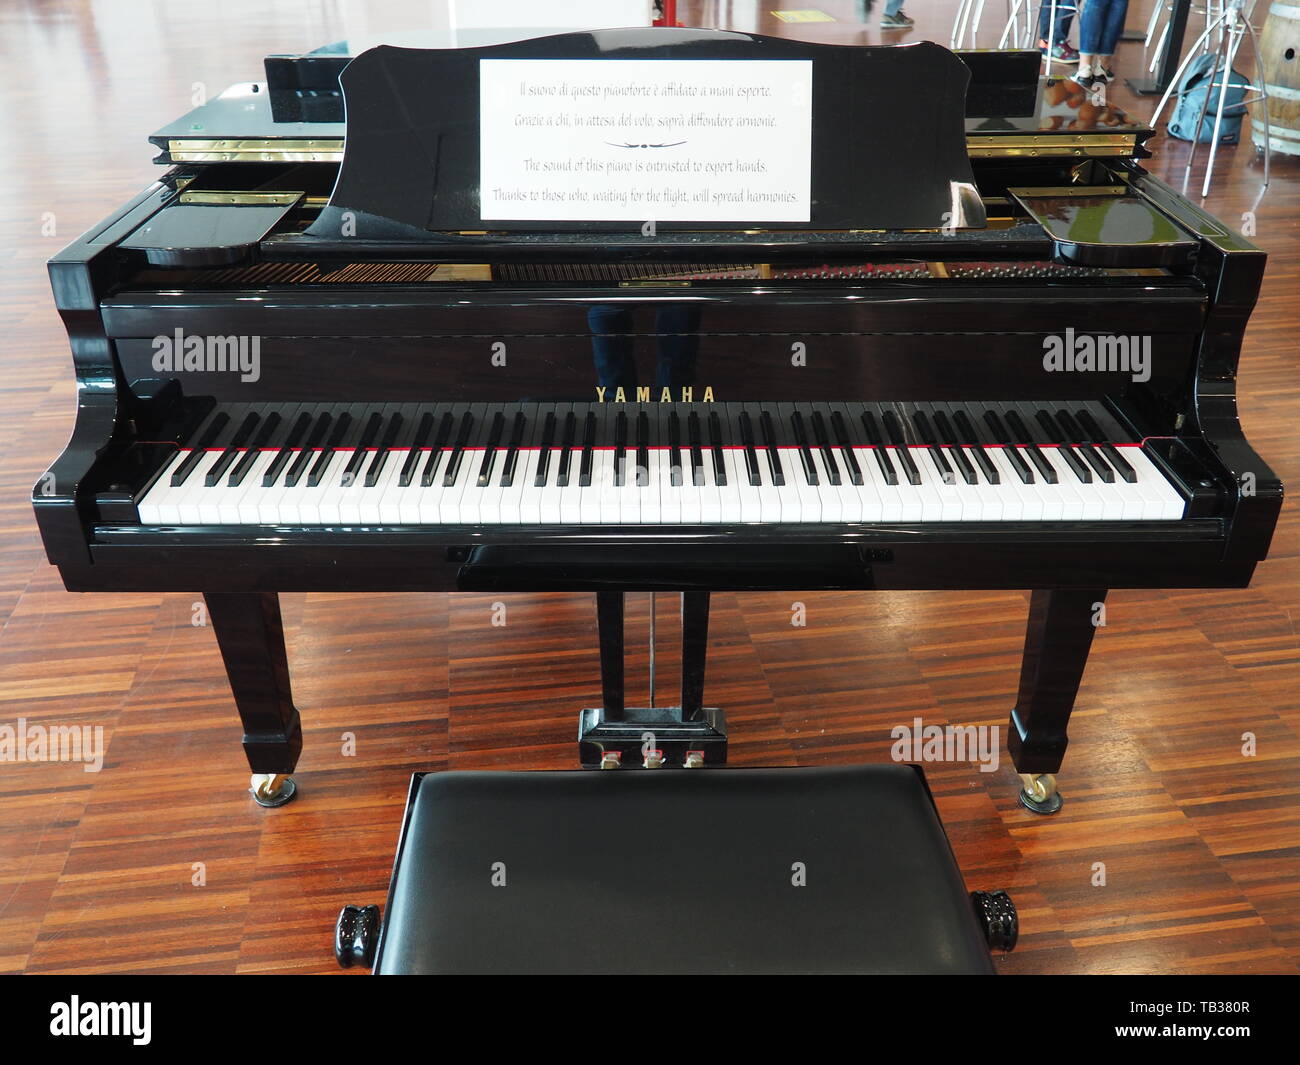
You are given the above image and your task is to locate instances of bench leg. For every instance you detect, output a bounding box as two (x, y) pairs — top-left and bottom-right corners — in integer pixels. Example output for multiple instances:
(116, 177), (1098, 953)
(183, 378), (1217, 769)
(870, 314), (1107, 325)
(205, 591), (302, 806)
(1007, 588), (1107, 814)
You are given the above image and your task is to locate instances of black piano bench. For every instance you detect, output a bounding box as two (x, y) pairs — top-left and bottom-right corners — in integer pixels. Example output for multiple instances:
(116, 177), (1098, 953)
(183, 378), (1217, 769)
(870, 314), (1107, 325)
(334, 764), (1016, 974)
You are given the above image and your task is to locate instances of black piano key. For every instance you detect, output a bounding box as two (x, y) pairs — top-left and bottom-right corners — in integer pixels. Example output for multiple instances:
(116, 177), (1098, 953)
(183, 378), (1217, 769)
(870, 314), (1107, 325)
(398, 412), (436, 487)
(227, 411), (282, 487)
(342, 412), (384, 486)
(830, 410), (863, 486)
(928, 445), (955, 484)
(759, 409), (785, 486)
(1069, 408), (1125, 482)
(860, 409), (884, 445)
(1055, 409), (1111, 480)
(636, 411), (650, 487)
(983, 409), (1011, 443)
(1057, 444), (1094, 483)
(669, 410), (684, 486)
(555, 411), (576, 487)
(688, 411), (705, 486)
(952, 410), (998, 483)
(280, 411), (329, 487)
(261, 413), (309, 486)
(872, 446), (899, 485)
(534, 411), (557, 487)
(862, 409), (896, 484)
(365, 412), (404, 487)
(476, 411), (505, 488)
(739, 411), (762, 486)
(811, 411), (841, 485)
(308, 412), (353, 487)
(790, 411), (818, 486)
(1076, 441), (1115, 482)
(420, 412), (455, 487)
(708, 410), (727, 486)
(947, 444), (978, 485)
(1054, 409), (1087, 443)
(1005, 410), (1056, 484)
(170, 412), (230, 487)
(1035, 410), (1094, 482)
(499, 412), (527, 487)
(578, 411), (596, 487)
(205, 411), (261, 486)
(882, 410), (921, 486)
(965, 446), (1002, 484)
(1002, 444), (1034, 484)
(912, 410), (938, 445)
(932, 410), (958, 446)
(442, 411), (476, 487)
(613, 411), (628, 487)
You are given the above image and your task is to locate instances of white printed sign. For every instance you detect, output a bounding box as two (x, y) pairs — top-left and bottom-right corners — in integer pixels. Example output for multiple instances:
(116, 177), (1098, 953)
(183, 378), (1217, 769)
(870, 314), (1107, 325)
(479, 59), (813, 222)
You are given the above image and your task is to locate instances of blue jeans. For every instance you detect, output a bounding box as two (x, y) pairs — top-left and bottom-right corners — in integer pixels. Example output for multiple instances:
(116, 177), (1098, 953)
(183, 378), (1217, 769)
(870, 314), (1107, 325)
(885, 0), (904, 14)
(1038, 2), (1076, 44)
(1080, 0), (1129, 53)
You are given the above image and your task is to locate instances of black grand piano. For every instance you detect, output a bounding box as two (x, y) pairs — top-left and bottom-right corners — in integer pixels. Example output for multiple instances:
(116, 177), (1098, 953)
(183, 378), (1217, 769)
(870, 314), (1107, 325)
(35, 29), (1280, 812)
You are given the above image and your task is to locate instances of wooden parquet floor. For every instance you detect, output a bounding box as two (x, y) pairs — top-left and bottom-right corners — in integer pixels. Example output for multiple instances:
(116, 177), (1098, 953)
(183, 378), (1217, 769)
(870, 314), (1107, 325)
(0, 0), (1297, 974)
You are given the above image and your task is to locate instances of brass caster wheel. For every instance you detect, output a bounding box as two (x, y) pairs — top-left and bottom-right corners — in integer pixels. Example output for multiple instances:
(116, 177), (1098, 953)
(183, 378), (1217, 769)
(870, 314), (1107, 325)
(250, 772), (297, 808)
(1018, 772), (1062, 815)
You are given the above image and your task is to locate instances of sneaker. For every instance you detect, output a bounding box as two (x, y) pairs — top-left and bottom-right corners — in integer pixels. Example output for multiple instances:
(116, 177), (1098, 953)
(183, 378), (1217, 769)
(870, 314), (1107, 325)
(1038, 40), (1080, 63)
(1075, 73), (1099, 90)
(1098, 66), (1117, 82)
(881, 10), (914, 26)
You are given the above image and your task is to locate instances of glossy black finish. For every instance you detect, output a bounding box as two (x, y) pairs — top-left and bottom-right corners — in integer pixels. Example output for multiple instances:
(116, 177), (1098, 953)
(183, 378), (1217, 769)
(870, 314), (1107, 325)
(1007, 588), (1106, 777)
(1012, 192), (1199, 268)
(371, 766), (996, 974)
(204, 592), (302, 774)
(310, 30), (981, 237)
(120, 199), (300, 267)
(32, 37), (1282, 789)
(334, 904), (380, 968)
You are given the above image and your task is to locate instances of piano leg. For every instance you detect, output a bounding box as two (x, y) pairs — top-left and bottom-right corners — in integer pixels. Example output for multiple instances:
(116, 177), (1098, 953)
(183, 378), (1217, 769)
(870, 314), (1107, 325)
(205, 592), (302, 807)
(1007, 588), (1108, 815)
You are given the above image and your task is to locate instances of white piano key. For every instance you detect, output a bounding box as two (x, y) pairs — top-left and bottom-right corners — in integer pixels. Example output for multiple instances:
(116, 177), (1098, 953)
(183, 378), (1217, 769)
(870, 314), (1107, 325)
(1126, 447), (1188, 520)
(639, 451), (662, 525)
(228, 450), (279, 524)
(137, 450), (187, 525)
(728, 450), (762, 524)
(175, 452), (227, 525)
(809, 449), (843, 524)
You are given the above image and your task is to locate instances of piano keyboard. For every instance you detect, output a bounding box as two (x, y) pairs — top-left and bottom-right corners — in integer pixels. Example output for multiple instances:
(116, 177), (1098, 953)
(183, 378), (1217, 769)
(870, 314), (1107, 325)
(135, 401), (1187, 526)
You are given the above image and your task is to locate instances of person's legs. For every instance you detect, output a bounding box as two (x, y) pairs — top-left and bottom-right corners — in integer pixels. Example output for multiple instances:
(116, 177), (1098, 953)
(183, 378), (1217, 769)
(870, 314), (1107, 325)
(1079, 0), (1101, 53)
(884, 0), (903, 14)
(1038, 3), (1075, 45)
(1100, 0), (1130, 57)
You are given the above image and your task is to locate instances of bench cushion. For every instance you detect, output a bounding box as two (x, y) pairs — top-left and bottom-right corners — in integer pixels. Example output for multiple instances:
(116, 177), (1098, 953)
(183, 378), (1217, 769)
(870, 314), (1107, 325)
(375, 763), (994, 974)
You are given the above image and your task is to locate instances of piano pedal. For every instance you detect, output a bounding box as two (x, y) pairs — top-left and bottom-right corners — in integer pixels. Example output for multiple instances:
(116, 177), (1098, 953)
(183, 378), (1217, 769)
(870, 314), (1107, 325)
(250, 772), (298, 808)
(578, 706), (727, 769)
(1017, 772), (1062, 815)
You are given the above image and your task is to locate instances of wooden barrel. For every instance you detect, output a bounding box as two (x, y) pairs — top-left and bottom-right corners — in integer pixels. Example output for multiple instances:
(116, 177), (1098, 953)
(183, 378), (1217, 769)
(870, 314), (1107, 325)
(1251, 2), (1300, 155)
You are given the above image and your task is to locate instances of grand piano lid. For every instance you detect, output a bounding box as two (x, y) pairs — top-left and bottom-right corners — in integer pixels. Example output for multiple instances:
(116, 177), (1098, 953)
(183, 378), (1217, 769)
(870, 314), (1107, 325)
(966, 76), (1154, 158)
(290, 28), (985, 238)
